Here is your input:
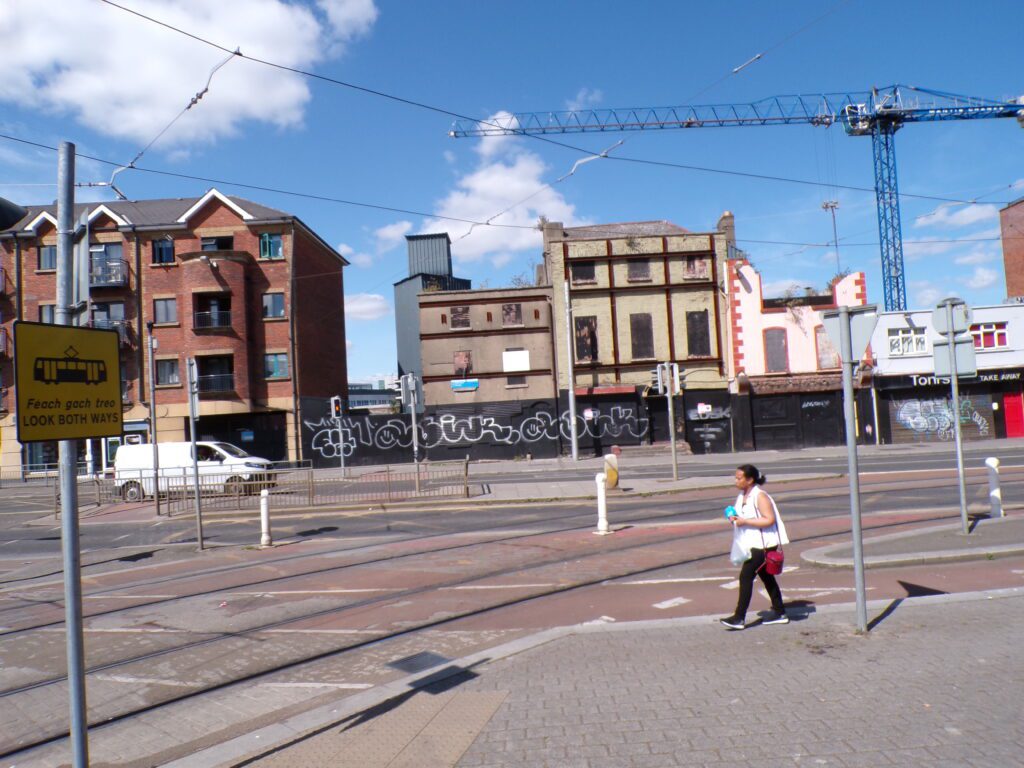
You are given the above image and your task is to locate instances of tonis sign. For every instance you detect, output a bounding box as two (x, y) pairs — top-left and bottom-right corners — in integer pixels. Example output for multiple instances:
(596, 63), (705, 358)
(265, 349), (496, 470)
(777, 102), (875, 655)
(910, 374), (952, 387)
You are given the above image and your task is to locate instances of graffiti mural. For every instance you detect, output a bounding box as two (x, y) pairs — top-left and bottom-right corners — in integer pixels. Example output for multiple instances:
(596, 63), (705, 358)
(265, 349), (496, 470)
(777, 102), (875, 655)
(891, 396), (992, 443)
(302, 402), (650, 466)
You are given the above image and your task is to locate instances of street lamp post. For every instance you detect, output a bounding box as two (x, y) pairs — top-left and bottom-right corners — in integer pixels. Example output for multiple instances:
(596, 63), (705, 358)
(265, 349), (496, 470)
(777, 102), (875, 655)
(563, 280), (579, 461)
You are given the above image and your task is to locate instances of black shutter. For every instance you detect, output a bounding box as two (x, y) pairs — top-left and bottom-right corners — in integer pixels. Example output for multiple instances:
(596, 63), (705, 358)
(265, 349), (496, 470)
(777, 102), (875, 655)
(630, 313), (654, 359)
(686, 310), (711, 357)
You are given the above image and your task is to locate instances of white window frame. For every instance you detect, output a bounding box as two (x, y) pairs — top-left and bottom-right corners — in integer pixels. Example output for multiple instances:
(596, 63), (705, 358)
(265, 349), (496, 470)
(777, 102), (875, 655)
(887, 327), (927, 357)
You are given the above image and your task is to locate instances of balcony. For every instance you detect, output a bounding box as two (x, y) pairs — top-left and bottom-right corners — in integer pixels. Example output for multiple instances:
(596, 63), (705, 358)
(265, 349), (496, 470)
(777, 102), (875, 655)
(197, 373), (234, 393)
(88, 319), (132, 346)
(90, 259), (129, 288)
(193, 310), (232, 330)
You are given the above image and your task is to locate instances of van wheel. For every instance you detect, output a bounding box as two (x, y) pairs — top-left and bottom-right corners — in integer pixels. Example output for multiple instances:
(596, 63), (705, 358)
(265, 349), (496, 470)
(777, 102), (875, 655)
(122, 482), (143, 503)
(224, 476), (244, 495)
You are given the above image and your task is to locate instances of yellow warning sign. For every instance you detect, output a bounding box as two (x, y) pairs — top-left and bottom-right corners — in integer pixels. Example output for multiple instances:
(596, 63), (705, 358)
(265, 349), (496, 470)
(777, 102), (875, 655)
(14, 321), (123, 442)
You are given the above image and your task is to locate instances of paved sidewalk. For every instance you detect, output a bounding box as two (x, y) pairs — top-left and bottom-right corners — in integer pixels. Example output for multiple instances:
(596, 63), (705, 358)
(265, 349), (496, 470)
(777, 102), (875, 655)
(208, 588), (1024, 768)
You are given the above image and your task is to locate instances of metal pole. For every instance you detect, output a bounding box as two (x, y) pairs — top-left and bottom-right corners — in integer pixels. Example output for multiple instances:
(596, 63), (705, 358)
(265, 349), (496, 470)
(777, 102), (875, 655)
(823, 201), (840, 274)
(147, 321), (161, 517)
(839, 305), (868, 633)
(186, 358), (204, 550)
(408, 374), (420, 493)
(57, 140), (89, 768)
(336, 415), (346, 477)
(594, 472), (610, 534)
(985, 457), (1002, 518)
(260, 489), (272, 547)
(564, 280), (579, 461)
(666, 365), (678, 481)
(946, 301), (970, 535)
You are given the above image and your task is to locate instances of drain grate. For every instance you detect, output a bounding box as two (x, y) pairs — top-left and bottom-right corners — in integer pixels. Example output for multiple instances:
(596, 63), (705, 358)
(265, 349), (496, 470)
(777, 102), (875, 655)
(386, 651), (450, 674)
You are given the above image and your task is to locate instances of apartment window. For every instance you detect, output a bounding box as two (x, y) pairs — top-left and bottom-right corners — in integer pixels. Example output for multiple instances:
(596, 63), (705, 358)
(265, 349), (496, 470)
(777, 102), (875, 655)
(575, 316), (598, 362)
(502, 303), (523, 326)
(682, 256), (709, 279)
(686, 310), (711, 357)
(264, 353), (289, 379)
(888, 327), (927, 356)
(504, 347), (529, 386)
(970, 322), (1008, 350)
(259, 233), (284, 260)
(152, 239), (175, 264)
(201, 236), (233, 251)
(154, 298), (177, 324)
(156, 359), (180, 386)
(627, 259), (651, 282)
(453, 350), (472, 377)
(765, 328), (789, 373)
(571, 260), (596, 284)
(39, 304), (56, 324)
(451, 306), (470, 329)
(39, 245), (57, 270)
(630, 313), (654, 360)
(816, 326), (840, 369)
(262, 293), (285, 319)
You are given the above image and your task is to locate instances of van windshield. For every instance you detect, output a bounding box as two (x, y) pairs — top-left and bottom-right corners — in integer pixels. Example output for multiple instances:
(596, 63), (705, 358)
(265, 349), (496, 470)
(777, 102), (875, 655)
(213, 442), (250, 458)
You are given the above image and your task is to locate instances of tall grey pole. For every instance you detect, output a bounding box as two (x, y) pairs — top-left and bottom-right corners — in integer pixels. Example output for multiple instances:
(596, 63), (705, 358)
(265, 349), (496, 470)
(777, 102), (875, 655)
(563, 280), (579, 461)
(666, 364), (679, 481)
(186, 358), (204, 550)
(56, 141), (90, 768)
(839, 305), (868, 633)
(945, 302), (970, 535)
(408, 374), (420, 493)
(147, 322), (162, 516)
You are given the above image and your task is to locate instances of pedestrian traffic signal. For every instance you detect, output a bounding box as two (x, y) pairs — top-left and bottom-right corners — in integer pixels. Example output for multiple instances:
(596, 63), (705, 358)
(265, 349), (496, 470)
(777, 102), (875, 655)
(330, 395), (342, 419)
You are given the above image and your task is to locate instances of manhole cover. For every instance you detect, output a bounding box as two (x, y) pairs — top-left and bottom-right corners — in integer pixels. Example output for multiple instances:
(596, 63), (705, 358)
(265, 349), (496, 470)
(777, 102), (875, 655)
(386, 651), (450, 674)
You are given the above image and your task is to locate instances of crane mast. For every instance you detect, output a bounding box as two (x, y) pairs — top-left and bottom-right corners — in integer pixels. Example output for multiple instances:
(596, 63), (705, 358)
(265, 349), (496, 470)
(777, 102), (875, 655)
(450, 85), (1024, 311)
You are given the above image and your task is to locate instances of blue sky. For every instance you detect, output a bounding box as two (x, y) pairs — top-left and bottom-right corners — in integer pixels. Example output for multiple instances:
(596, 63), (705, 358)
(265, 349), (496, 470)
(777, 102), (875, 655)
(2, 0), (1022, 381)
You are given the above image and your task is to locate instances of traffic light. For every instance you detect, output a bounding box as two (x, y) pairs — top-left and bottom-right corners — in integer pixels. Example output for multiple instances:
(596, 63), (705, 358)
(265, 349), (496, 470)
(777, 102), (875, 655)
(330, 395), (342, 419)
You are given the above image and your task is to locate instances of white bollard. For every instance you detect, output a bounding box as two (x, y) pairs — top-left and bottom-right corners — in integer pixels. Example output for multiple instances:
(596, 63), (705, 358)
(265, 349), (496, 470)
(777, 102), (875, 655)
(985, 457), (1003, 518)
(594, 472), (611, 535)
(260, 489), (272, 547)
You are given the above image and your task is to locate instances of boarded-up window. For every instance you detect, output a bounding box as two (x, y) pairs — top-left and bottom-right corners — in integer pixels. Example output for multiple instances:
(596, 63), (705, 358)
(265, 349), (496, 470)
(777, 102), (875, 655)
(571, 261), (596, 283)
(453, 350), (472, 377)
(502, 303), (523, 326)
(630, 313), (654, 359)
(575, 316), (598, 362)
(765, 328), (788, 373)
(815, 326), (840, 369)
(450, 306), (470, 329)
(683, 256), (709, 279)
(505, 347), (527, 386)
(627, 259), (651, 282)
(686, 310), (711, 357)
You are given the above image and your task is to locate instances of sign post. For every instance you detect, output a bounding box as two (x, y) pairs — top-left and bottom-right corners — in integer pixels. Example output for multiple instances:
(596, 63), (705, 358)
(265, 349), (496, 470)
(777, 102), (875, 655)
(656, 362), (682, 481)
(401, 373), (421, 492)
(186, 358), (204, 550)
(932, 298), (975, 535)
(822, 303), (878, 633)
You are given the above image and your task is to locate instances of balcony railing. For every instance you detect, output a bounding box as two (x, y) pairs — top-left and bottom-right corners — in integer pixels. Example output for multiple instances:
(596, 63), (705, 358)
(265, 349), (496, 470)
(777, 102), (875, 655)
(88, 319), (131, 346)
(90, 259), (129, 288)
(194, 310), (232, 329)
(197, 373), (234, 393)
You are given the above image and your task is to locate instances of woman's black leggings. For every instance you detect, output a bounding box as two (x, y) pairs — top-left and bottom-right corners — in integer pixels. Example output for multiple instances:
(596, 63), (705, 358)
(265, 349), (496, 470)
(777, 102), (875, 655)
(733, 547), (784, 620)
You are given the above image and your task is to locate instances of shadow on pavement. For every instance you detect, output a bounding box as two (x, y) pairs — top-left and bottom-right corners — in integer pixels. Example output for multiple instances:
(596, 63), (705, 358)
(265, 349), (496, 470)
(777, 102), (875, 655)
(868, 580), (948, 631)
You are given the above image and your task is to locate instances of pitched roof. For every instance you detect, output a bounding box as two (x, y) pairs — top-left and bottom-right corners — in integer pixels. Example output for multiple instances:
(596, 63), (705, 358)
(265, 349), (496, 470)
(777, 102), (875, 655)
(559, 220), (691, 239)
(0, 192), (292, 234)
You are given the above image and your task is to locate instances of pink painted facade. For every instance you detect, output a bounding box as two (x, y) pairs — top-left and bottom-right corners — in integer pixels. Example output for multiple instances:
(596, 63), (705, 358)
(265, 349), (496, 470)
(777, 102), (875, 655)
(725, 257), (867, 387)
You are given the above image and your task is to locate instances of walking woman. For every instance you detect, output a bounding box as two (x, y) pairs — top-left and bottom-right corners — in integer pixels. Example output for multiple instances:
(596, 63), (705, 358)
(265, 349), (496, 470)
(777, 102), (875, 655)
(721, 464), (789, 630)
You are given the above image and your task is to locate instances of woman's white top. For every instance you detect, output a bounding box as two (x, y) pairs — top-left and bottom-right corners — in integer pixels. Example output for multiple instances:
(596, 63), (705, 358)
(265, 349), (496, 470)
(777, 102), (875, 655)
(733, 485), (789, 551)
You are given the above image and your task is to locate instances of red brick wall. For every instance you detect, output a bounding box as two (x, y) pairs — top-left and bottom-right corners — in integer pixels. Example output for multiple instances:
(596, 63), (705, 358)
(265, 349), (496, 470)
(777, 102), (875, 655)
(292, 225), (347, 399)
(1002, 200), (1024, 298)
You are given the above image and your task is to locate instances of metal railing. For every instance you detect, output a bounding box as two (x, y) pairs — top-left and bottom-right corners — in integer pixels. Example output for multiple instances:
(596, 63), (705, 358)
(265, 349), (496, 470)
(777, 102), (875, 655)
(193, 310), (232, 329)
(89, 259), (129, 287)
(88, 318), (131, 345)
(196, 373), (234, 393)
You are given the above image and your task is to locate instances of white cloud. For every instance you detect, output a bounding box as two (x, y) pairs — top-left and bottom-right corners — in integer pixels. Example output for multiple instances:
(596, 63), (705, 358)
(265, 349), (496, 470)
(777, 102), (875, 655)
(474, 111), (521, 161)
(966, 266), (998, 290)
(911, 281), (945, 307)
(374, 220), (412, 253)
(0, 0), (377, 147)
(351, 253), (374, 268)
(336, 243), (355, 257)
(443, 150), (457, 165)
(954, 248), (996, 266)
(914, 203), (999, 230)
(565, 87), (603, 112)
(423, 142), (585, 265)
(345, 293), (390, 320)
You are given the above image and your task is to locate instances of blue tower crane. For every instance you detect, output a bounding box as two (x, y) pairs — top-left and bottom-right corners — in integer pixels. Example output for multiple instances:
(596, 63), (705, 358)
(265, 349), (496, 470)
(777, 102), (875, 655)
(450, 85), (1024, 311)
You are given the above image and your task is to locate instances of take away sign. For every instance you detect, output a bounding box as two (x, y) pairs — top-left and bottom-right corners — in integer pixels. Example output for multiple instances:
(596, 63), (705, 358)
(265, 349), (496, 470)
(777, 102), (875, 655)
(14, 321), (123, 442)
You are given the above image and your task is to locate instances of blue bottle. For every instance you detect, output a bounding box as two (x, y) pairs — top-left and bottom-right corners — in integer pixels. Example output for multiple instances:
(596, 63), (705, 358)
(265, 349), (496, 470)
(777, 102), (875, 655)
(724, 505), (738, 519)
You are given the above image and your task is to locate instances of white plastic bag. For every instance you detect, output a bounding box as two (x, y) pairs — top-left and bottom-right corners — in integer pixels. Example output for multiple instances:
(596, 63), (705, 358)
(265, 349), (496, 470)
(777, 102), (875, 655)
(730, 535), (751, 566)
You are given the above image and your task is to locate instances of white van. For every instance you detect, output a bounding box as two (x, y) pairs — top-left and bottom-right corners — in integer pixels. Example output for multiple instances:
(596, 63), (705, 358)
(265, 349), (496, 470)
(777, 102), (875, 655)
(114, 441), (272, 501)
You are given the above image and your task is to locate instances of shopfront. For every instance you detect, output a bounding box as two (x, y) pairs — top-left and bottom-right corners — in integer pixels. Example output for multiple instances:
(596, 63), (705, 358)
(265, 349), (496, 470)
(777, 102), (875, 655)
(874, 369), (1024, 444)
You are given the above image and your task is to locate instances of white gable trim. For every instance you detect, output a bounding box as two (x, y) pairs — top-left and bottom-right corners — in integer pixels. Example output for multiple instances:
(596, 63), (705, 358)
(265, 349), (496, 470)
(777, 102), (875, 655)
(23, 211), (58, 232)
(88, 204), (129, 226)
(176, 189), (253, 223)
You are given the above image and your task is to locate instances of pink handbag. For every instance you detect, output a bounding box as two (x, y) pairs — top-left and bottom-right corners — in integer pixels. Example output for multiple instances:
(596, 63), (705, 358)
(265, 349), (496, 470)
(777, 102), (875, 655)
(759, 528), (784, 575)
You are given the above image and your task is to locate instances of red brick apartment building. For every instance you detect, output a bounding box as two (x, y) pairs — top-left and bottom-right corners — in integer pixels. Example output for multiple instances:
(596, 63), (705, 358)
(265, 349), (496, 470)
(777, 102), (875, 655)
(0, 189), (347, 471)
(1002, 195), (1024, 300)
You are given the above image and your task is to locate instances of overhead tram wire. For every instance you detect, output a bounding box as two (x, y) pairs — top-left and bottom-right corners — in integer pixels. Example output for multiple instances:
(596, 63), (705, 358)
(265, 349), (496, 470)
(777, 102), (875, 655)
(95, 0), (1009, 218)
